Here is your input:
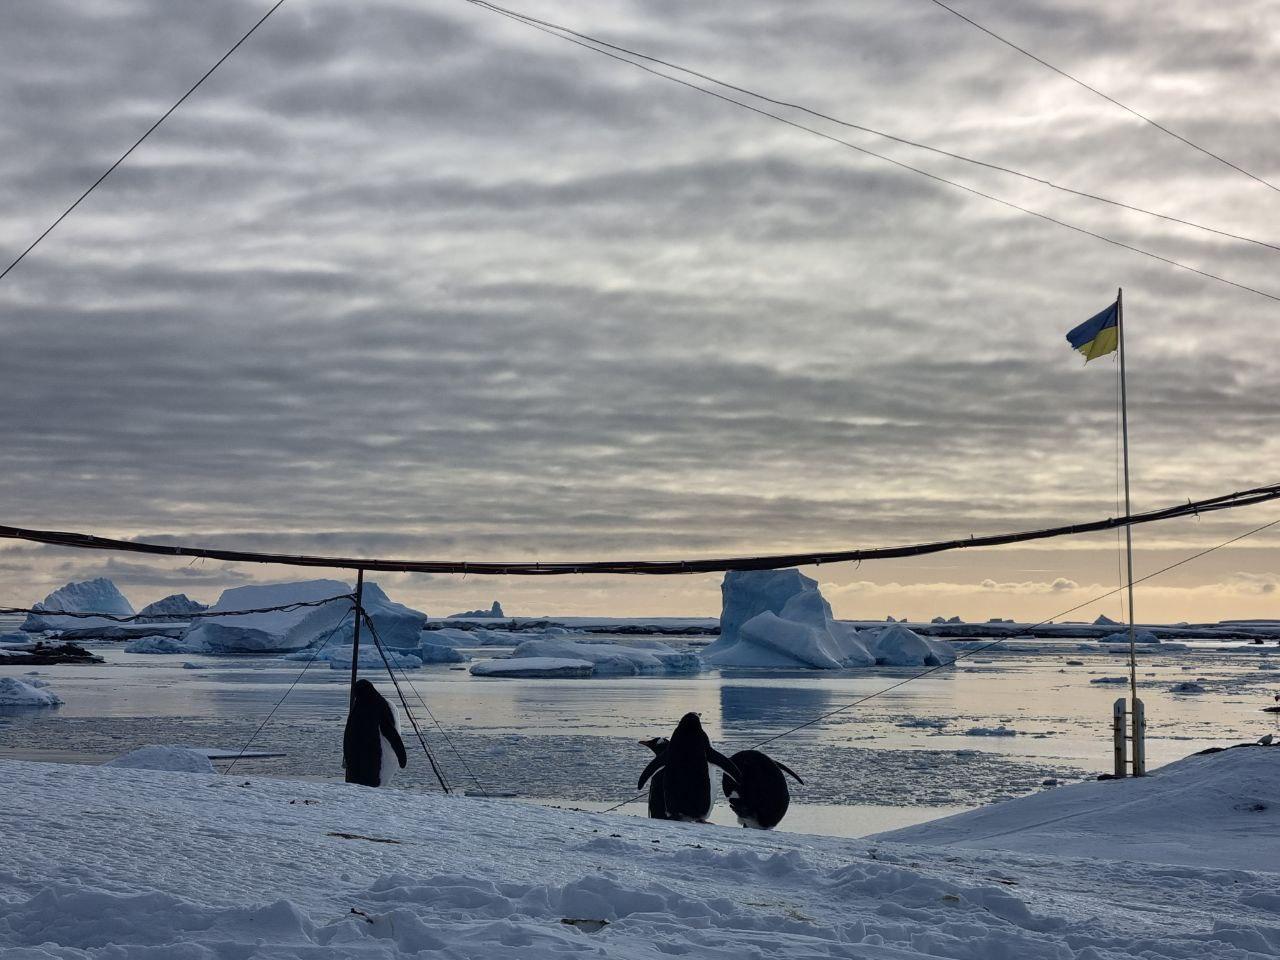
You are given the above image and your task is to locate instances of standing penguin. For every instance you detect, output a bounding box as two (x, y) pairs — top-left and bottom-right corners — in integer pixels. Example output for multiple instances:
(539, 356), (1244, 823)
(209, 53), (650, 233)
(343, 679), (408, 787)
(637, 713), (742, 822)
(639, 736), (671, 819)
(721, 749), (803, 830)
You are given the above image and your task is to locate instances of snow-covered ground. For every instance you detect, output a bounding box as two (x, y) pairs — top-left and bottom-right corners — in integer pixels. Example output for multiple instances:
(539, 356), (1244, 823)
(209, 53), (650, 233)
(878, 744), (1280, 872)
(2, 751), (1278, 959)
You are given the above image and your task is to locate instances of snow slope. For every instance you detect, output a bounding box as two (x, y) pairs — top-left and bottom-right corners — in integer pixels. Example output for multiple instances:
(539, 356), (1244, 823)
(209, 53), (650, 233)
(2, 756), (1279, 958)
(877, 745), (1280, 872)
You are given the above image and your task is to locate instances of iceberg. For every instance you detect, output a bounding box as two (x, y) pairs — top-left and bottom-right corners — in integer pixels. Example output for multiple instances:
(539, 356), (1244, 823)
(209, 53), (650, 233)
(178, 581), (424, 654)
(124, 635), (211, 655)
(21, 578), (134, 633)
(703, 570), (875, 669)
(506, 637), (700, 676)
(868, 624), (957, 666)
(137, 594), (209, 619)
(179, 580), (353, 654)
(0, 677), (63, 707)
(1095, 632), (1167, 647)
(470, 657), (593, 678)
(284, 583), (426, 651)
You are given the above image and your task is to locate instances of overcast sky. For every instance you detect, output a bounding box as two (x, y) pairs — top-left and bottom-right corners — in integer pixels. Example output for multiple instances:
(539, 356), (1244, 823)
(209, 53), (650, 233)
(1, 0), (1277, 621)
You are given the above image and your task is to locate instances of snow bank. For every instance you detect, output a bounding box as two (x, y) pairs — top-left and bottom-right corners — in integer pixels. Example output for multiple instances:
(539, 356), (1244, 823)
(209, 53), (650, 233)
(20, 577), (134, 632)
(0, 677), (62, 707)
(876, 745), (1280, 872)
(704, 570), (875, 669)
(4, 756), (1279, 959)
(507, 637), (700, 676)
(103, 746), (216, 774)
(470, 657), (593, 678)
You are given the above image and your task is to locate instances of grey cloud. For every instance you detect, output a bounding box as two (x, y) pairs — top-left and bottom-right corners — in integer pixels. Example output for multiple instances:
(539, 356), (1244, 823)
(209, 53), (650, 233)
(1, 0), (1277, 619)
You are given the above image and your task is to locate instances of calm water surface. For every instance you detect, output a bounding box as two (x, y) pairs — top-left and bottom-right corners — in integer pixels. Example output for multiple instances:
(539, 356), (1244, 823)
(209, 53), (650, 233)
(3, 629), (1277, 838)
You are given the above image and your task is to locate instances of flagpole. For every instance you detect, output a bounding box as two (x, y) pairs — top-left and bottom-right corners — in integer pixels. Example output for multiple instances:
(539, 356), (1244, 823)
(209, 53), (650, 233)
(1116, 286), (1144, 774)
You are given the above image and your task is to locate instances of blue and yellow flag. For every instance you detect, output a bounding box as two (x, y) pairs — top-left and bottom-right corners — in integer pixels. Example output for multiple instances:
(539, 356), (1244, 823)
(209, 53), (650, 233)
(1066, 300), (1118, 362)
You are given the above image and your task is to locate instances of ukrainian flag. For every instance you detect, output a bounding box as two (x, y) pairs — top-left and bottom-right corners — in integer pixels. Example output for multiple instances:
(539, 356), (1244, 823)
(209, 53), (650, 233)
(1066, 300), (1119, 362)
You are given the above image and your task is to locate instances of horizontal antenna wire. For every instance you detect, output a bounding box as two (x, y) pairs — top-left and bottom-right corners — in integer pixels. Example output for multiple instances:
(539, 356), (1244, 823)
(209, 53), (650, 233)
(2, 482), (1279, 575)
(466, 1), (1280, 303)
(0, 0), (288, 283)
(602, 509), (1280, 813)
(466, 0), (1279, 254)
(923, 0), (1280, 194)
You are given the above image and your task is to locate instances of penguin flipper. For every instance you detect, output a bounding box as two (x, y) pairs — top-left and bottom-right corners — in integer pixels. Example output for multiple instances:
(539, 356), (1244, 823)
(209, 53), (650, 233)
(706, 748), (742, 785)
(379, 702), (409, 769)
(637, 755), (667, 790)
(775, 760), (805, 785)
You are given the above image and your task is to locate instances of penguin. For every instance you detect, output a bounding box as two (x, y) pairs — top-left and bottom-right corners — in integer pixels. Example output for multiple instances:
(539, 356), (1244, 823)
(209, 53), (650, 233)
(639, 736), (671, 819)
(343, 679), (408, 787)
(720, 749), (803, 830)
(637, 713), (742, 822)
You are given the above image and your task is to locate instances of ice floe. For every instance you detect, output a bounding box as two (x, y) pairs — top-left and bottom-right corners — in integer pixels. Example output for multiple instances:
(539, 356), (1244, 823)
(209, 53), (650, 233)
(0, 677), (62, 707)
(470, 657), (594, 678)
(504, 637), (700, 676)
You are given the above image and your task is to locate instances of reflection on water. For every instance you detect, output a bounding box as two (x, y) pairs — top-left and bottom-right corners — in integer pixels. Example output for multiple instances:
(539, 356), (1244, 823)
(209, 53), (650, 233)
(719, 679), (837, 731)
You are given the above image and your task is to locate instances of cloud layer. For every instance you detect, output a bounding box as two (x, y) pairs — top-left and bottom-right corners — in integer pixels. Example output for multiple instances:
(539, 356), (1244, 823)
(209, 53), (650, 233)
(1, 0), (1277, 619)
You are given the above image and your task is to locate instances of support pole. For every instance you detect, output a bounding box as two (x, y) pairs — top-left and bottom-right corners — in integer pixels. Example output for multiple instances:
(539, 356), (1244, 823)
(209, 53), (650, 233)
(1113, 698), (1127, 777)
(1132, 698), (1145, 776)
(349, 569), (365, 706)
(1116, 287), (1145, 775)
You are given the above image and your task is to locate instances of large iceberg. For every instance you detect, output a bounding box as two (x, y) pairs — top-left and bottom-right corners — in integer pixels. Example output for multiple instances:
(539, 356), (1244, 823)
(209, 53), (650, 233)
(21, 578), (134, 633)
(181, 580), (427, 654)
(867, 623), (956, 666)
(284, 583), (426, 651)
(703, 570), (875, 669)
(179, 580), (352, 653)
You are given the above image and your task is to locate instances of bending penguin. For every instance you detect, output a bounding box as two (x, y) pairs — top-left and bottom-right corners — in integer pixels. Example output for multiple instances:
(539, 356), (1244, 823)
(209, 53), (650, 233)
(721, 749), (803, 830)
(637, 713), (742, 822)
(343, 679), (408, 787)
